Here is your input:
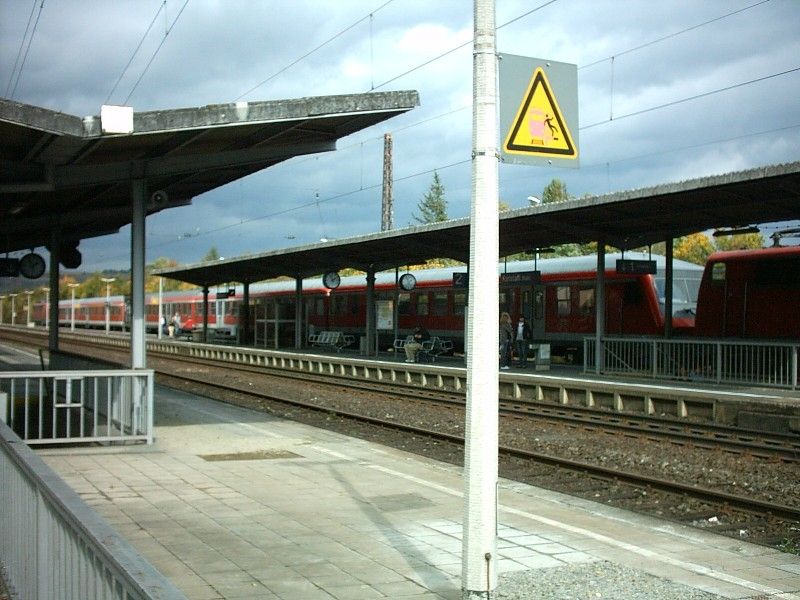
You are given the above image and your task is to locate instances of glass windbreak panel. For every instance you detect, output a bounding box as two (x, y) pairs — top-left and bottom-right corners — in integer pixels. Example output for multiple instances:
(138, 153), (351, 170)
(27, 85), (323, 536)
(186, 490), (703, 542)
(398, 293), (411, 315)
(332, 295), (348, 316)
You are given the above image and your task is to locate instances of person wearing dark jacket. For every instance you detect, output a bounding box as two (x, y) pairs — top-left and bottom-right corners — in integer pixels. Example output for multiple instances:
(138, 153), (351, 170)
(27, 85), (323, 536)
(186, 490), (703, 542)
(515, 315), (533, 368)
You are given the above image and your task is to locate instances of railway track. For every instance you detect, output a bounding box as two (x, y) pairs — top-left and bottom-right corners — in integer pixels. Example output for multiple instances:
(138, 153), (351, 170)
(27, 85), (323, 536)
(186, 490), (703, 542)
(4, 329), (799, 463)
(157, 366), (800, 525)
(93, 335), (800, 463)
(3, 329), (800, 548)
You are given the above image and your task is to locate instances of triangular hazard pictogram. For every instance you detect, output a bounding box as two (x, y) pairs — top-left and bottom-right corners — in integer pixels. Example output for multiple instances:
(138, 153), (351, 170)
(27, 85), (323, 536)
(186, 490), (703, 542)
(503, 67), (576, 158)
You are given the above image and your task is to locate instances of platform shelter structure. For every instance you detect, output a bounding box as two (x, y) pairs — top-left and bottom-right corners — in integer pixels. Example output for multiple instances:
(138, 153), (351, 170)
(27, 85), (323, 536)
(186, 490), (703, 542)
(157, 160), (800, 365)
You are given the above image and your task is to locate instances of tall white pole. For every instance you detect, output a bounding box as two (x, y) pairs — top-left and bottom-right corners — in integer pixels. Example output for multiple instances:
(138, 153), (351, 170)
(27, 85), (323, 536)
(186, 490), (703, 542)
(70, 285), (77, 331)
(463, 0), (499, 597)
(9, 294), (17, 326)
(0, 296), (4, 325)
(101, 277), (115, 334)
(25, 291), (32, 326)
(158, 277), (163, 340)
(43, 287), (49, 330)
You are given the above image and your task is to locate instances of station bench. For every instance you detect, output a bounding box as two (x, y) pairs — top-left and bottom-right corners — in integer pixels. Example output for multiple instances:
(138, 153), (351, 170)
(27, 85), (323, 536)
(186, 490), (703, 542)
(310, 331), (355, 352)
(393, 336), (453, 363)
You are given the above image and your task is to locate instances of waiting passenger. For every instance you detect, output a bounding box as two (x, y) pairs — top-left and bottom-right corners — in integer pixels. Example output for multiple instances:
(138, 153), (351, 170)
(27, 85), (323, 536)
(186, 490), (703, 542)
(499, 312), (513, 370)
(404, 325), (430, 363)
(515, 315), (532, 368)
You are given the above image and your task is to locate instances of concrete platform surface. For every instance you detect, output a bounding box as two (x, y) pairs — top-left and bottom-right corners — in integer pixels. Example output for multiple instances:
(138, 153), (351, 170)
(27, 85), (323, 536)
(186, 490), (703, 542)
(36, 386), (800, 600)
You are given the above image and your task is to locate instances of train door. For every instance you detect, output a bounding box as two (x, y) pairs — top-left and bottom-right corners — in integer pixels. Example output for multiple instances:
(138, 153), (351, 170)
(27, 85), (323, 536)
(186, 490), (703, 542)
(530, 284), (545, 339)
(215, 299), (227, 330)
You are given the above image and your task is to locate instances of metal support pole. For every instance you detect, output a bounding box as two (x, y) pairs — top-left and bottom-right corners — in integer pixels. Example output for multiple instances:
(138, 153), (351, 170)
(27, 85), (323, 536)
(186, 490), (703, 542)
(294, 278), (303, 349)
(665, 238), (674, 338)
(366, 268), (376, 356)
(131, 178), (146, 369)
(242, 282), (250, 346)
(157, 278), (163, 340)
(595, 243), (606, 374)
(202, 286), (209, 343)
(69, 284), (78, 332)
(462, 0), (499, 596)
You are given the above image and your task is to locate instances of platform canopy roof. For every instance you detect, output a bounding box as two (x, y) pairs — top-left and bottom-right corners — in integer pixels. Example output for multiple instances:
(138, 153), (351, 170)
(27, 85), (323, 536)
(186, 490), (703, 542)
(158, 161), (800, 287)
(0, 91), (420, 257)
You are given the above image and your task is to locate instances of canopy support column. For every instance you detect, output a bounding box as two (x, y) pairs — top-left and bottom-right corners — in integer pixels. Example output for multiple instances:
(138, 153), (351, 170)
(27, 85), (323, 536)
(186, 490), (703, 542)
(595, 242), (606, 375)
(202, 286), (209, 343)
(131, 179), (146, 369)
(366, 268), (376, 356)
(665, 238), (674, 338)
(295, 277), (303, 350)
(242, 282), (250, 346)
(48, 229), (60, 352)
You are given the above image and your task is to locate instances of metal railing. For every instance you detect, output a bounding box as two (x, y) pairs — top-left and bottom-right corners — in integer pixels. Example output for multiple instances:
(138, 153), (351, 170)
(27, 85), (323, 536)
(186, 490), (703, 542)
(0, 369), (154, 445)
(585, 336), (799, 389)
(0, 419), (186, 600)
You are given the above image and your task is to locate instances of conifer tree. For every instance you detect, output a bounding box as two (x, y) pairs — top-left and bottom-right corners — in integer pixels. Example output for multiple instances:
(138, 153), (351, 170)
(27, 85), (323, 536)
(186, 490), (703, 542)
(413, 172), (448, 224)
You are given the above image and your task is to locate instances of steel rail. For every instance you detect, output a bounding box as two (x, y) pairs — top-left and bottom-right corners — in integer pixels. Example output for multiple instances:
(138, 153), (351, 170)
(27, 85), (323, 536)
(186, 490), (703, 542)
(5, 327), (798, 461)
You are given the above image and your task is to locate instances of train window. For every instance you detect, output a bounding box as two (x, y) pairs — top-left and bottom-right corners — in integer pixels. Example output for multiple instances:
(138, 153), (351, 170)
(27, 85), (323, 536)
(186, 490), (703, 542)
(398, 293), (411, 315)
(711, 262), (726, 282)
(578, 288), (595, 315)
(557, 286), (571, 316)
(454, 291), (466, 315)
(432, 292), (448, 316)
(349, 295), (360, 315)
(314, 297), (325, 317)
(416, 293), (429, 316)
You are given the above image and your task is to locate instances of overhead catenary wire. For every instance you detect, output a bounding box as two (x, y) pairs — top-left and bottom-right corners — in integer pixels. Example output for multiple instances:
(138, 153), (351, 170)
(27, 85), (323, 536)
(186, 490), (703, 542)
(104, 1), (167, 105)
(234, 0), (395, 102)
(122, 0), (191, 105)
(6, 0), (45, 100)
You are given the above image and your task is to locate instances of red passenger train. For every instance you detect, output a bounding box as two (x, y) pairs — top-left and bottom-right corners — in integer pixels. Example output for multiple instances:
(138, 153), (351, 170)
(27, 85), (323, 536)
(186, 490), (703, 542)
(34, 247), (800, 357)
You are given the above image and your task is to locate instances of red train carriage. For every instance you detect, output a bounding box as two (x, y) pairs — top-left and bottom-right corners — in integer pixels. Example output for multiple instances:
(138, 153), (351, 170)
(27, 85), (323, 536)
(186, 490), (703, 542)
(37, 252), (704, 358)
(693, 246), (800, 339)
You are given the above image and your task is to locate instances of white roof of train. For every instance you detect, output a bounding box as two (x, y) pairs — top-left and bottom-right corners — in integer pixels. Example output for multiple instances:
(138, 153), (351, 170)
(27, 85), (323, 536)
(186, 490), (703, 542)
(57, 253), (702, 305)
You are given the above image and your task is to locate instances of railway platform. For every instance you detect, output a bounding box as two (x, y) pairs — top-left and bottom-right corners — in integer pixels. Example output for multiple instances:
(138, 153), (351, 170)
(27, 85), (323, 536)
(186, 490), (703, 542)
(1, 340), (799, 599)
(28, 384), (800, 598)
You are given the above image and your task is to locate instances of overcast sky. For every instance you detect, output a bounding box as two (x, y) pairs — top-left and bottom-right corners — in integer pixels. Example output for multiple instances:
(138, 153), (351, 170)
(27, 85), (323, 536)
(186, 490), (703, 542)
(2, 0), (799, 271)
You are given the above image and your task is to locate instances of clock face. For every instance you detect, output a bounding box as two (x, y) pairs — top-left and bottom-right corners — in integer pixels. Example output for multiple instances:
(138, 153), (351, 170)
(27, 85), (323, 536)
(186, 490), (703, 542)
(19, 252), (46, 279)
(322, 271), (341, 289)
(399, 273), (417, 291)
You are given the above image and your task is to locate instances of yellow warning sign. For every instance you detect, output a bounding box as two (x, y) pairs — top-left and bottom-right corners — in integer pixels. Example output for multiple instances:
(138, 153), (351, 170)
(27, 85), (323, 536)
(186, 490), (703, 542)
(503, 67), (577, 159)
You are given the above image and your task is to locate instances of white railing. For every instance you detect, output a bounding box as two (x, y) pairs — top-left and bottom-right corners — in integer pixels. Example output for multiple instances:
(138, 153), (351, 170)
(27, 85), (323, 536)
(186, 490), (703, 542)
(585, 337), (799, 389)
(0, 369), (154, 445)
(0, 419), (186, 600)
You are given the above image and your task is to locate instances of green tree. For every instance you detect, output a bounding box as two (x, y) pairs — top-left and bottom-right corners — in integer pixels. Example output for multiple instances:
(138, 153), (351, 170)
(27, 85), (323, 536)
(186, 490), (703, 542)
(413, 172), (448, 224)
(541, 178), (570, 204)
(203, 246), (221, 262)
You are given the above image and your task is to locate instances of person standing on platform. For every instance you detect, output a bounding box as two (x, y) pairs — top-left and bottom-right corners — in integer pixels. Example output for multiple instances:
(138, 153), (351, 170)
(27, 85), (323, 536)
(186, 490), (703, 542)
(515, 315), (532, 368)
(499, 312), (513, 370)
